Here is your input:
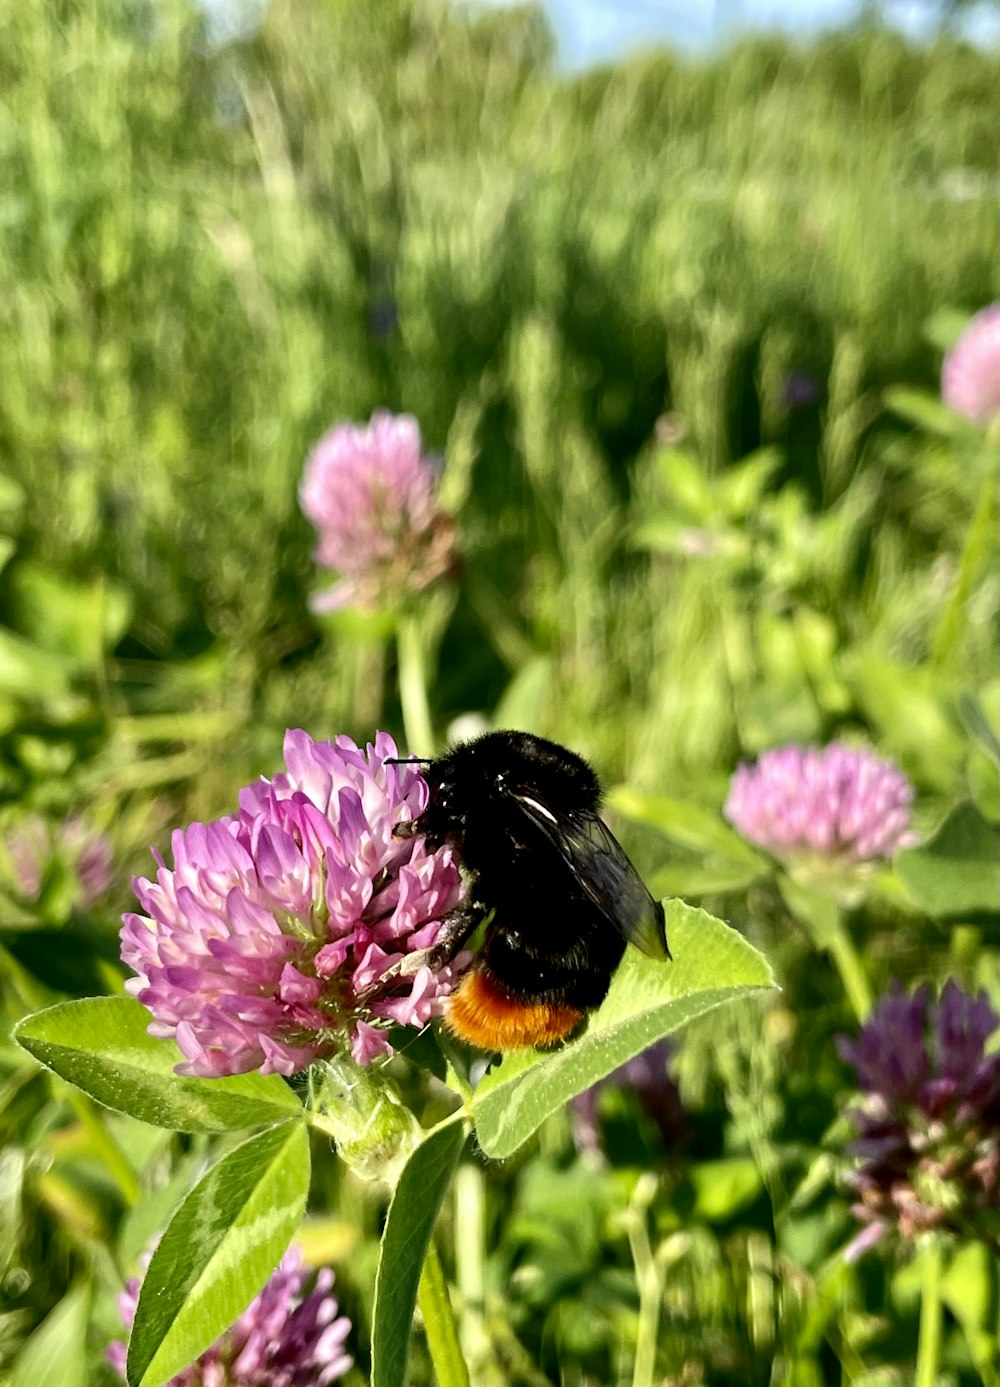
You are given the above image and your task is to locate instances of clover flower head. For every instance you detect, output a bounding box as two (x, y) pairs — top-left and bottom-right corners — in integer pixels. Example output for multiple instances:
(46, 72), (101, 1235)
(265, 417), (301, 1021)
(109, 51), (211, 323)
(724, 742), (914, 865)
(300, 410), (455, 613)
(107, 1245), (352, 1385)
(942, 302), (1000, 424)
(572, 1040), (686, 1155)
(837, 981), (1000, 1258)
(3, 812), (114, 909)
(121, 729), (467, 1077)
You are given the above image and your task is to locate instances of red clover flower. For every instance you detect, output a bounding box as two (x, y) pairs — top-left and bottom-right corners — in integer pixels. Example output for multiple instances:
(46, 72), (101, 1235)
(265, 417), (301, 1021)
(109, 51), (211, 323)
(572, 1040), (686, 1156)
(121, 730), (466, 1077)
(3, 812), (114, 910)
(724, 743), (914, 867)
(300, 410), (455, 613)
(107, 1245), (352, 1385)
(837, 981), (1000, 1259)
(941, 302), (1000, 424)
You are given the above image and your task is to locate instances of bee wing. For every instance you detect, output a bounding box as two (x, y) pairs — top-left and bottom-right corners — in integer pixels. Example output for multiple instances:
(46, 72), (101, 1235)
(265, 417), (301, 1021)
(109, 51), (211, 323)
(513, 794), (669, 959)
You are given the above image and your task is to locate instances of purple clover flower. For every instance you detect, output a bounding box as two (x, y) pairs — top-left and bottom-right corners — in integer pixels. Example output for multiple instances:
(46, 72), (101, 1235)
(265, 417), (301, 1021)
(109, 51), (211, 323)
(837, 981), (1000, 1258)
(941, 302), (1000, 424)
(121, 730), (467, 1077)
(572, 1041), (686, 1155)
(3, 813), (114, 909)
(724, 743), (914, 865)
(107, 1245), (352, 1385)
(300, 411), (455, 613)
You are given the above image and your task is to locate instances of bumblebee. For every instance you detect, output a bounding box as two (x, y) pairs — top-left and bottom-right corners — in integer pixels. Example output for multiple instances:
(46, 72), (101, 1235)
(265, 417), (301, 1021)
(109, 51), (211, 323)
(396, 730), (668, 1051)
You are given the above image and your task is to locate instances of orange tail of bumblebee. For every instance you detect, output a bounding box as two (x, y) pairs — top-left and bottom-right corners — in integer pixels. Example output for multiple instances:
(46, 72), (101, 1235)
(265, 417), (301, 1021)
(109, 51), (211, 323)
(445, 969), (584, 1052)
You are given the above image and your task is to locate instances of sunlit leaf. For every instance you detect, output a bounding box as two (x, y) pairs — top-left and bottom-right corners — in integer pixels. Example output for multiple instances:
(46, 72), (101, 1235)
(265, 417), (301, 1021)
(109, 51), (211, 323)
(127, 1121), (310, 1387)
(371, 1118), (467, 1387)
(14, 996), (302, 1131)
(607, 787), (767, 870)
(6, 1284), (89, 1387)
(896, 802), (1000, 919)
(472, 903), (773, 1158)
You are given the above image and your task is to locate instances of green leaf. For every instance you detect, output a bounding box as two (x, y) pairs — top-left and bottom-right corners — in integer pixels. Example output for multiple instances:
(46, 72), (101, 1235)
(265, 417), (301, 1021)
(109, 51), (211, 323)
(10, 562), (132, 664)
(472, 903), (773, 1159)
(884, 386), (981, 439)
(717, 447), (781, 519)
(371, 1118), (468, 1387)
(941, 1242), (999, 1387)
(649, 860), (764, 897)
(896, 802), (1000, 919)
(0, 628), (71, 699)
(118, 1149), (207, 1266)
(14, 996), (302, 1132)
(957, 690), (1000, 771)
(6, 1284), (89, 1387)
(777, 875), (841, 947)
(689, 1157), (764, 1222)
(126, 1120), (310, 1387)
(654, 447), (715, 522)
(922, 307), (973, 355)
(607, 787), (767, 870)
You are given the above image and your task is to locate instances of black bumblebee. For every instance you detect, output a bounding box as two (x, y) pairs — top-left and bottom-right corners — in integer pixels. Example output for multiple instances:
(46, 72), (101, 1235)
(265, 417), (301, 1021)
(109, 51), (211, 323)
(395, 730), (668, 1051)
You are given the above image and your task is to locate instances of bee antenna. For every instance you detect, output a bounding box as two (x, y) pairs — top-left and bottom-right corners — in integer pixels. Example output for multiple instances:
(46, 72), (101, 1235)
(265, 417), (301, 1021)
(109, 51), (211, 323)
(386, 755), (432, 766)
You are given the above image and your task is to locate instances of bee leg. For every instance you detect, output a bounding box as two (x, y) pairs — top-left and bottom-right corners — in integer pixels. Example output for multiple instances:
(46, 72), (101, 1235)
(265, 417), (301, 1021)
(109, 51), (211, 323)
(396, 902), (485, 977)
(355, 905), (487, 1009)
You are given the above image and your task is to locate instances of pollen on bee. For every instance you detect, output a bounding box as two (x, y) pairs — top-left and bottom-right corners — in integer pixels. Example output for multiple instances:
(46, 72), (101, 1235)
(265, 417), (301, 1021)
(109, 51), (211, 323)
(445, 969), (585, 1051)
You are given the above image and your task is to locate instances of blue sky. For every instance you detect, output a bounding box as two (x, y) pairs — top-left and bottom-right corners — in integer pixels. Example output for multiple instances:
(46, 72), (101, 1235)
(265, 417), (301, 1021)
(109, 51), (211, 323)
(476, 0), (1000, 67)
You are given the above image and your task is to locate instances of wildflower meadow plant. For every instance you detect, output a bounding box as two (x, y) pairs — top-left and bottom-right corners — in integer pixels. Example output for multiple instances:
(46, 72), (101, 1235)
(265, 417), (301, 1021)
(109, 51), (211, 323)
(107, 1245), (353, 1386)
(121, 729), (467, 1076)
(837, 981), (1000, 1260)
(941, 301), (1000, 424)
(1, 812), (114, 912)
(299, 410), (456, 614)
(724, 742), (914, 867)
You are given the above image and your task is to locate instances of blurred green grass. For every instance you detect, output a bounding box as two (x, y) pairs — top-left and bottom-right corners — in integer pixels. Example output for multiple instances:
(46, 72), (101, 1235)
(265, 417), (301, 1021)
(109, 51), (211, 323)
(0, 2), (996, 812)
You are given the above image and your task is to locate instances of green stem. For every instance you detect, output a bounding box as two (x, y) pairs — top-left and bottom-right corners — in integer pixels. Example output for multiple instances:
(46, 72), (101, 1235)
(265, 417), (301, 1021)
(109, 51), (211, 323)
(827, 920), (873, 1023)
(396, 614), (435, 756)
(418, 1238), (470, 1387)
(454, 1165), (484, 1365)
(915, 1236), (943, 1387)
(627, 1174), (663, 1387)
(932, 466), (998, 668)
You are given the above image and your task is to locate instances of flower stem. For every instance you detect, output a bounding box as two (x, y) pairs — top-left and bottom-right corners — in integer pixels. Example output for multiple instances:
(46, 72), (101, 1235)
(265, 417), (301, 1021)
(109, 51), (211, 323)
(827, 919), (873, 1023)
(418, 1238), (470, 1387)
(454, 1163), (490, 1375)
(626, 1173), (663, 1387)
(397, 614), (435, 756)
(915, 1236), (943, 1387)
(932, 464), (998, 668)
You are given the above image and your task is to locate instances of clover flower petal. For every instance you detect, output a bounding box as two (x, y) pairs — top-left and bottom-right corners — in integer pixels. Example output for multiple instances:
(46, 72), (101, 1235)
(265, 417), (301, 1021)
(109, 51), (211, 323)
(300, 411), (455, 612)
(724, 742), (914, 864)
(2, 812), (114, 909)
(122, 730), (466, 1076)
(107, 1245), (352, 1385)
(942, 301), (1000, 423)
(837, 981), (1000, 1257)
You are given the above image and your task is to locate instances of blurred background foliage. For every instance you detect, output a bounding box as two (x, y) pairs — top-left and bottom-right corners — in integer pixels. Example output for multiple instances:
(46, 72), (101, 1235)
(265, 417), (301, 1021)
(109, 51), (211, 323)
(0, 0), (997, 1382)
